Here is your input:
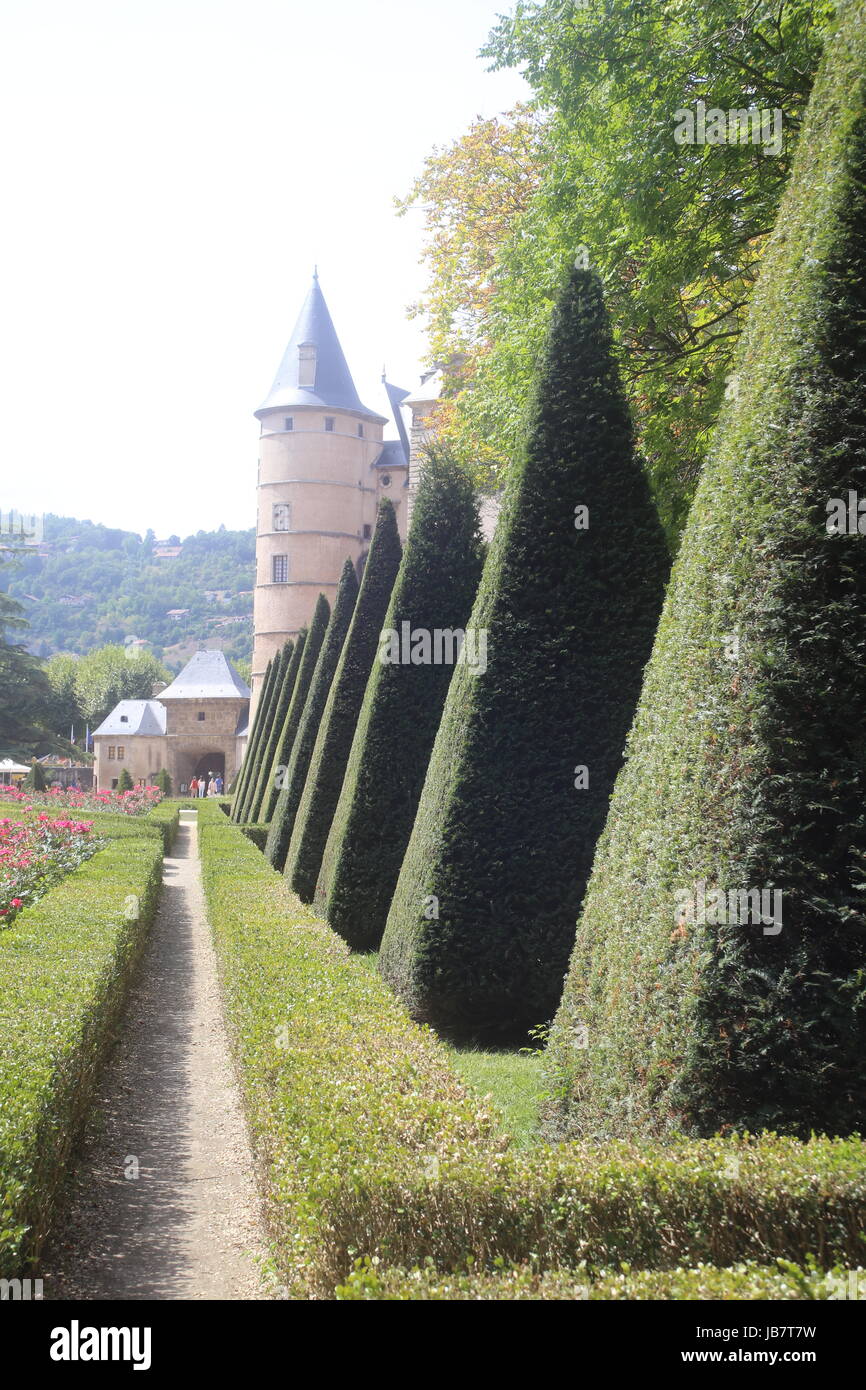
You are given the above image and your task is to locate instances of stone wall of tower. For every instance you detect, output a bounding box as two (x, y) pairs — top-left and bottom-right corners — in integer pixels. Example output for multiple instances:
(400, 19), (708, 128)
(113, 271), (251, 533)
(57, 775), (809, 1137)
(251, 406), (385, 702)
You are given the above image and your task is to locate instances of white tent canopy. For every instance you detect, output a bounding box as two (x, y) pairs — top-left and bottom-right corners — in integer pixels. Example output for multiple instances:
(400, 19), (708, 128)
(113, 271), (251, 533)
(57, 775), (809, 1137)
(0, 758), (30, 775)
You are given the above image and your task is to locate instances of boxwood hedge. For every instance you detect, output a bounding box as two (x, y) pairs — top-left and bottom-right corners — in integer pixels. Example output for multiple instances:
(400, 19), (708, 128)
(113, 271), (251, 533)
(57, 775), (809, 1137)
(379, 265), (669, 1042)
(546, 0), (866, 1140)
(198, 810), (866, 1297)
(336, 1259), (864, 1302)
(0, 825), (163, 1274)
(265, 559), (359, 872)
(315, 445), (484, 949)
(284, 501), (402, 902)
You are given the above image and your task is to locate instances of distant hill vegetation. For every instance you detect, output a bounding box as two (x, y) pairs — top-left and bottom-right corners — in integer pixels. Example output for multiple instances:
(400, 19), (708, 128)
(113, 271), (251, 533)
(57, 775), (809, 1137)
(5, 515), (255, 670)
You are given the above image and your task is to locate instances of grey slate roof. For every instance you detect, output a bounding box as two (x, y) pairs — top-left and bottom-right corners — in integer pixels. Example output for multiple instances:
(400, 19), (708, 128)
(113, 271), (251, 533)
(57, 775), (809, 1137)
(157, 650), (251, 701)
(374, 439), (409, 470)
(93, 700), (167, 737)
(256, 274), (387, 423)
(382, 376), (411, 464)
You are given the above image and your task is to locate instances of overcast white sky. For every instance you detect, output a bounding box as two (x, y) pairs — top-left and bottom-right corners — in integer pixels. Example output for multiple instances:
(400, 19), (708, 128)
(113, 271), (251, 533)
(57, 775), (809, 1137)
(0, 0), (527, 538)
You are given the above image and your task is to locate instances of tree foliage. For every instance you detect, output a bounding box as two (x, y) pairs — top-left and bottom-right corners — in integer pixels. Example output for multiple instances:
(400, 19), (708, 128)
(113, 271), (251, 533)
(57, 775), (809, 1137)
(406, 0), (834, 541)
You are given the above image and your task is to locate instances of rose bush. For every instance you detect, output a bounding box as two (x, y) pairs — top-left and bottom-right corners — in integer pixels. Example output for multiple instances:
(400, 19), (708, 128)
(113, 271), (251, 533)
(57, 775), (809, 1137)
(0, 814), (103, 925)
(0, 785), (162, 816)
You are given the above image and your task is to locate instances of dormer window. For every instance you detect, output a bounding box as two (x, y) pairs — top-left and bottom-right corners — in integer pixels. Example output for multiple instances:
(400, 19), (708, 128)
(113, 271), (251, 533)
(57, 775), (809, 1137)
(120, 715), (128, 723)
(298, 341), (317, 389)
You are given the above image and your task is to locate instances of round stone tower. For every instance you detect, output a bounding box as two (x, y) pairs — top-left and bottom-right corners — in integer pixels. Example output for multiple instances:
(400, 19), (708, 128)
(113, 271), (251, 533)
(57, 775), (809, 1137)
(251, 273), (394, 708)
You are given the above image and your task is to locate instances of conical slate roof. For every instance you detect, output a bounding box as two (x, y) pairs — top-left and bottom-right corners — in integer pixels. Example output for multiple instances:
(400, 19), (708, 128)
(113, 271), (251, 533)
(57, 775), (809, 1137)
(256, 273), (386, 422)
(157, 650), (251, 701)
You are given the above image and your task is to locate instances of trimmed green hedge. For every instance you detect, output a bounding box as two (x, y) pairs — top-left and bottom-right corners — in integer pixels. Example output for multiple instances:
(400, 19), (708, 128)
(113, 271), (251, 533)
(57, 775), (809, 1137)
(547, 0), (866, 1139)
(284, 501), (402, 902)
(379, 265), (669, 1042)
(315, 445), (484, 949)
(246, 632), (309, 825)
(0, 826), (163, 1274)
(198, 810), (497, 1295)
(199, 813), (866, 1297)
(337, 1259), (865, 1302)
(145, 800), (181, 850)
(258, 596), (331, 827)
(265, 560), (359, 872)
(231, 649), (281, 822)
(241, 823), (269, 852)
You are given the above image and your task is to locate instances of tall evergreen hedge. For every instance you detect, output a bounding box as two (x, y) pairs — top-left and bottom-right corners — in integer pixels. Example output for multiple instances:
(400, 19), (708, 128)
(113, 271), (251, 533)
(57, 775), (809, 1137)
(257, 595), (331, 825)
(231, 650), (281, 821)
(315, 446), (484, 947)
(234, 647), (284, 822)
(378, 267), (669, 1043)
(284, 501), (402, 902)
(546, 0), (866, 1140)
(265, 560), (359, 871)
(241, 632), (306, 824)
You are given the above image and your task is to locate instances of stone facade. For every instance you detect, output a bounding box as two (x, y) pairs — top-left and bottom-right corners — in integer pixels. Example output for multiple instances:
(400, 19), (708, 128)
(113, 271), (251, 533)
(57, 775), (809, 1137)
(92, 651), (250, 793)
(250, 276), (409, 713)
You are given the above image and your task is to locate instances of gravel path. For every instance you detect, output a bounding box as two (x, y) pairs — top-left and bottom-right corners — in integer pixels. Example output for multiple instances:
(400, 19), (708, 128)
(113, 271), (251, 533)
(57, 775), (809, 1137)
(41, 811), (270, 1301)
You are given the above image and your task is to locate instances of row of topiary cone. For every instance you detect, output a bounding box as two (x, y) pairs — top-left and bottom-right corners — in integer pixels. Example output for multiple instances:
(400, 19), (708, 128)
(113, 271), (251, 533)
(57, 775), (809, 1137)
(233, 0), (866, 1140)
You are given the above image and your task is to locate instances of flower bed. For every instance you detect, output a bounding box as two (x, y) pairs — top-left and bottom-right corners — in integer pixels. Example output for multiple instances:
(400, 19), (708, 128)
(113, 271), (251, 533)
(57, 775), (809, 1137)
(0, 814), (102, 926)
(0, 825), (163, 1275)
(0, 785), (162, 816)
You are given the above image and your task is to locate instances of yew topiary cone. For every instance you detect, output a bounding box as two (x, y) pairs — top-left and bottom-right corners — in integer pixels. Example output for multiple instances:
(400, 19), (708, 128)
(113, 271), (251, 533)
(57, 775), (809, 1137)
(241, 632), (306, 824)
(379, 265), (669, 1043)
(284, 501), (402, 902)
(547, 0), (866, 1139)
(315, 445), (483, 947)
(257, 594), (331, 825)
(265, 559), (359, 871)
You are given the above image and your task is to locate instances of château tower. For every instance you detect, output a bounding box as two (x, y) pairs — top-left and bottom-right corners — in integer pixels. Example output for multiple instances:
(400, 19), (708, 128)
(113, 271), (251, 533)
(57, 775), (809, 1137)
(251, 273), (408, 708)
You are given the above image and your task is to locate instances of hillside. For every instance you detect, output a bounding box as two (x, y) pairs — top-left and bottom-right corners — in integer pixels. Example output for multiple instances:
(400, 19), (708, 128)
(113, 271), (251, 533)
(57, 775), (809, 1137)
(5, 515), (255, 670)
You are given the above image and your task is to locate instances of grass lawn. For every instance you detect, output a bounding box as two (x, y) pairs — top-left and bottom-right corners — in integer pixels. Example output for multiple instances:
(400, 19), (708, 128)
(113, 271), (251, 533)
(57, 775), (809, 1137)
(350, 951), (545, 1144)
(447, 1048), (545, 1146)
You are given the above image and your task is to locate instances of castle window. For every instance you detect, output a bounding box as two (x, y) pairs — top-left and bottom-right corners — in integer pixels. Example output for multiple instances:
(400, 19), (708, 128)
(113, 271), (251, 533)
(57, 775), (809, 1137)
(197, 711), (206, 722)
(357, 423), (364, 437)
(284, 417), (294, 431)
(116, 745), (125, 761)
(298, 342), (317, 389)
(324, 416), (335, 432)
(272, 554), (289, 583)
(108, 746), (116, 760)
(362, 523), (372, 540)
(380, 474), (392, 488)
(273, 503), (291, 532)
